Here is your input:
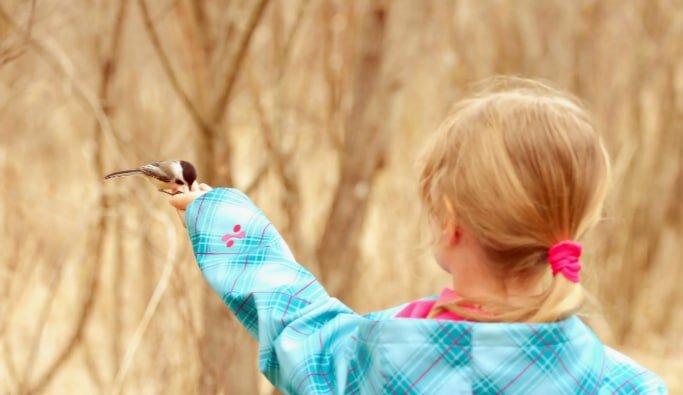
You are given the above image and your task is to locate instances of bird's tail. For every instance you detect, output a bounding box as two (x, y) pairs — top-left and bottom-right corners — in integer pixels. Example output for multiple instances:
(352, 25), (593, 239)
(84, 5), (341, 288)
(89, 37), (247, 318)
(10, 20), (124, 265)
(104, 169), (141, 180)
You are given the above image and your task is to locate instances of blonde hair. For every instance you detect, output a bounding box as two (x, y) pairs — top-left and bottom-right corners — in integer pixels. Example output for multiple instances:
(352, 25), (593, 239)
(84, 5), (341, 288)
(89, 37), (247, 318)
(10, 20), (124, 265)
(419, 77), (610, 323)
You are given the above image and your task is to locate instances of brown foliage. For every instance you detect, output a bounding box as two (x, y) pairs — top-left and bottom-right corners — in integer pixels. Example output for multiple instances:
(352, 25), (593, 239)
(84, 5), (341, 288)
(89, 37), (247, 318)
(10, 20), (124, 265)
(1, 0), (681, 393)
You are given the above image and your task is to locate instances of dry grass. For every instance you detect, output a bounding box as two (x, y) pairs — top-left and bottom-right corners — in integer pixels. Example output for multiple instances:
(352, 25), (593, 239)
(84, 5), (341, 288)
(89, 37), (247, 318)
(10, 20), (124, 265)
(1, 0), (682, 394)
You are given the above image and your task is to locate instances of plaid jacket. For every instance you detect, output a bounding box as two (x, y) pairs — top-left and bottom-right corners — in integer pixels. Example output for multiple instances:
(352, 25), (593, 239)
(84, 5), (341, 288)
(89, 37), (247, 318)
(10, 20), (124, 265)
(186, 188), (667, 395)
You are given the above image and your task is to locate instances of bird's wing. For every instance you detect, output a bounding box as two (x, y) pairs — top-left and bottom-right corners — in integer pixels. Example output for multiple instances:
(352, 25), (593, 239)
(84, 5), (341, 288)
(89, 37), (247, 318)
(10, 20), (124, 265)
(139, 163), (173, 182)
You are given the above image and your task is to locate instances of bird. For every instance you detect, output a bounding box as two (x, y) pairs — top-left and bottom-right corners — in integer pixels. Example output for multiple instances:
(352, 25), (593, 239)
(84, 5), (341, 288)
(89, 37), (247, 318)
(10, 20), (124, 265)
(104, 160), (197, 195)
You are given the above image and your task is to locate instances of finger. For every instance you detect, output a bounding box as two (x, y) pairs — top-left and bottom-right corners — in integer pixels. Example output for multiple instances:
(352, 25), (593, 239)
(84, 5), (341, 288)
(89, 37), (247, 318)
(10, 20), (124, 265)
(170, 190), (204, 210)
(170, 192), (194, 210)
(199, 183), (213, 191)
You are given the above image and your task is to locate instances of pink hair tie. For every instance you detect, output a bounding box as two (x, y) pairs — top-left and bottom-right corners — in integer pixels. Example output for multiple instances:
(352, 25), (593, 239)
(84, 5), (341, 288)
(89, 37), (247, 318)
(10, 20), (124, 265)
(547, 241), (582, 283)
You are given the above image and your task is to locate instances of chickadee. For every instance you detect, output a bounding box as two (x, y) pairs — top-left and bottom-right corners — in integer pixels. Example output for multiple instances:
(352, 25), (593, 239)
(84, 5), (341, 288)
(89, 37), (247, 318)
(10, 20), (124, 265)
(104, 160), (197, 195)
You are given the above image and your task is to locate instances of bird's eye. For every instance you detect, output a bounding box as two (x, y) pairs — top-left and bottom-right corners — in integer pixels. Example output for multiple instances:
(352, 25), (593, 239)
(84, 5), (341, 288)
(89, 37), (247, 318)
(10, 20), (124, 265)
(175, 179), (184, 185)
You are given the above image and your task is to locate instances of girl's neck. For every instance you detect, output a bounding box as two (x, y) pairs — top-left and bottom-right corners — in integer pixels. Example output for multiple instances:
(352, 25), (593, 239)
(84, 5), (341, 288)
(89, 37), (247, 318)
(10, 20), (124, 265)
(441, 229), (545, 308)
(450, 265), (545, 308)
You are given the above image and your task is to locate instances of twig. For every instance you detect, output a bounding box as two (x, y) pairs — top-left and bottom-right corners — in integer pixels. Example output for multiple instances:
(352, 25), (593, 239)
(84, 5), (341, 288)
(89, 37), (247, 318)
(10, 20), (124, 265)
(111, 216), (125, 382)
(27, 252), (99, 394)
(0, 237), (40, 337)
(81, 343), (105, 390)
(0, 0), (35, 67)
(210, 0), (271, 125)
(17, 257), (68, 392)
(320, 1), (346, 154)
(137, 0), (212, 134)
(244, 159), (271, 194)
(278, 0), (310, 79)
(168, 257), (200, 345)
(108, 212), (180, 395)
(1, 335), (20, 393)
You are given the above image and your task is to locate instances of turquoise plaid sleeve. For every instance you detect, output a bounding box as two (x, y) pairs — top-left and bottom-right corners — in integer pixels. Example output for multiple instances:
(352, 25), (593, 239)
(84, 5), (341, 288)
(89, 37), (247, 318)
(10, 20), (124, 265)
(185, 188), (363, 392)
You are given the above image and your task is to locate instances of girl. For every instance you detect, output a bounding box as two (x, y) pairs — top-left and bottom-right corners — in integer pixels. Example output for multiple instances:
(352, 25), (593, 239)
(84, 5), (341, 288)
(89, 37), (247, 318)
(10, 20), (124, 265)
(171, 78), (666, 394)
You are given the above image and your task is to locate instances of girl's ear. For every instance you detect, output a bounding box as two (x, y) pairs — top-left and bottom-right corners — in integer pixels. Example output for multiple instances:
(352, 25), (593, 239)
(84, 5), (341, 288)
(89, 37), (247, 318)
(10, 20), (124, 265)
(443, 221), (462, 247)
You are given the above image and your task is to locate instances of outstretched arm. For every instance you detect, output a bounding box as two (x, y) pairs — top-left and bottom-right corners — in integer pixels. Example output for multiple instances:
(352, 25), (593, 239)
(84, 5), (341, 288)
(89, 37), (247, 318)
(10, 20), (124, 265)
(171, 185), (368, 393)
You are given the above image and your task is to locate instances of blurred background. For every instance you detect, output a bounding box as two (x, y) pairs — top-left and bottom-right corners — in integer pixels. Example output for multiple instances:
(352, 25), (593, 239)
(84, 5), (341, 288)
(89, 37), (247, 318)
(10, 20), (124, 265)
(1, 0), (682, 394)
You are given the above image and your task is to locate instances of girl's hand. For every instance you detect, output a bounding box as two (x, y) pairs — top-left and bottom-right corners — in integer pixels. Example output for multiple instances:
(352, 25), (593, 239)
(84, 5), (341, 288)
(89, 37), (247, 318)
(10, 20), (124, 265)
(170, 181), (213, 227)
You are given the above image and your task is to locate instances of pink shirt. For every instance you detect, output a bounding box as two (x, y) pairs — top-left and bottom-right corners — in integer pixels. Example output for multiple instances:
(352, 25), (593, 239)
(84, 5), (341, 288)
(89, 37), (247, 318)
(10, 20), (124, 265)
(395, 288), (469, 321)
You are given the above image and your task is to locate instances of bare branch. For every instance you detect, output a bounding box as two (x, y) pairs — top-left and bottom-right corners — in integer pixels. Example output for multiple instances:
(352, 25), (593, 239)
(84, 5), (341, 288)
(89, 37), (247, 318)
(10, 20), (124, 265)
(1, 336), (20, 393)
(278, 0), (310, 79)
(0, 0), (35, 67)
(27, 259), (99, 395)
(17, 258), (67, 392)
(110, 215), (125, 382)
(247, 67), (301, 246)
(137, 0), (212, 134)
(108, 212), (180, 395)
(210, 0), (271, 125)
(244, 159), (271, 194)
(81, 344), (105, 390)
